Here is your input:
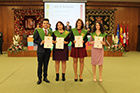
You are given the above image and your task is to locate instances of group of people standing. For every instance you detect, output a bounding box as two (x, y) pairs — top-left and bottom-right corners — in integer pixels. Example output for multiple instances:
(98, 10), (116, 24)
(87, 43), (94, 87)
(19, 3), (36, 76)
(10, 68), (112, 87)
(33, 18), (107, 85)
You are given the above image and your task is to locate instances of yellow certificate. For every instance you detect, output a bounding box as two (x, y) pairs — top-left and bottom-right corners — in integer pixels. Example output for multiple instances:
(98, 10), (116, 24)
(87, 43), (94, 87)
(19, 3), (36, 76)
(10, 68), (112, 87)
(75, 36), (83, 48)
(56, 37), (64, 49)
(94, 36), (103, 49)
(44, 36), (52, 48)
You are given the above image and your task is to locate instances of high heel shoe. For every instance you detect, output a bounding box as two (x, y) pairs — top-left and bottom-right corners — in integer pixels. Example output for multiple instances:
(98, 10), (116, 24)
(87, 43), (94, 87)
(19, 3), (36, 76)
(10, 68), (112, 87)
(74, 79), (78, 82)
(99, 79), (102, 82)
(79, 75), (83, 82)
(55, 73), (59, 81)
(62, 73), (65, 81)
(74, 75), (78, 82)
(93, 76), (96, 82)
(99, 76), (102, 82)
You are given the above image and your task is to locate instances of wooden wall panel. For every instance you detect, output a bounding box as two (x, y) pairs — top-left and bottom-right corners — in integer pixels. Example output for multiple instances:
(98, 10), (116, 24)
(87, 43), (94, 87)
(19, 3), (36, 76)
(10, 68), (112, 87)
(2, 6), (8, 51)
(139, 8), (140, 25)
(86, 1), (140, 7)
(0, 5), (43, 51)
(0, 6), (2, 34)
(0, 1), (43, 6)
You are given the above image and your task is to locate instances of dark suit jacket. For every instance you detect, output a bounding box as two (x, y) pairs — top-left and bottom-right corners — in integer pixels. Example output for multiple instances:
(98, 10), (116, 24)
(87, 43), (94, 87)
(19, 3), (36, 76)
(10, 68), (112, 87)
(33, 30), (51, 54)
(65, 26), (72, 31)
(0, 32), (3, 42)
(85, 25), (92, 32)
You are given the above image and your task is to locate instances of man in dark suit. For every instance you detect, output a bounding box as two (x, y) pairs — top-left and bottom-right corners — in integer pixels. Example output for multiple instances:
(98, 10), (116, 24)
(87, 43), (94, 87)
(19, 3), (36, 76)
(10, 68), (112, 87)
(65, 21), (72, 32)
(0, 32), (3, 54)
(85, 20), (92, 33)
(33, 19), (52, 85)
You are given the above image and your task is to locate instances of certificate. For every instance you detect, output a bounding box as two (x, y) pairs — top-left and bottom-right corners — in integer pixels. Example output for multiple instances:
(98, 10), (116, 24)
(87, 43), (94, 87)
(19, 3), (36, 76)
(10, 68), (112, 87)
(94, 36), (103, 48)
(75, 36), (83, 48)
(44, 36), (52, 48)
(56, 37), (64, 49)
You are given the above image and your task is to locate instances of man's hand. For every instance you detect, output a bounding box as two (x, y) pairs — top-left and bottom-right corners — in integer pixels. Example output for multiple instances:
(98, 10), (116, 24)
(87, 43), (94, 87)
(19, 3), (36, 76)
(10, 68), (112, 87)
(41, 40), (45, 45)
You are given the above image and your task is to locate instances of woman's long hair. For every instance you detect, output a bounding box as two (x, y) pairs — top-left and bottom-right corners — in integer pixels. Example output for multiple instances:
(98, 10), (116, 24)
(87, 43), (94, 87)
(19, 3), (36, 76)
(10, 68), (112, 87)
(55, 21), (65, 30)
(75, 19), (84, 29)
(91, 22), (105, 34)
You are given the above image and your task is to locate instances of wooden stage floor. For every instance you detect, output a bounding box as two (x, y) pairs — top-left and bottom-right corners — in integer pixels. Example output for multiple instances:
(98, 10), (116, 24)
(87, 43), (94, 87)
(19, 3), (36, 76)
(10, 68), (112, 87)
(8, 50), (123, 57)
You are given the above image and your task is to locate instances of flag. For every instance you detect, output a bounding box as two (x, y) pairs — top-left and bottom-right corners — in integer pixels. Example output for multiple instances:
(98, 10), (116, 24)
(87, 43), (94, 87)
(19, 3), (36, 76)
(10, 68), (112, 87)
(119, 23), (123, 44)
(123, 23), (126, 47)
(126, 23), (129, 46)
(116, 23), (119, 44)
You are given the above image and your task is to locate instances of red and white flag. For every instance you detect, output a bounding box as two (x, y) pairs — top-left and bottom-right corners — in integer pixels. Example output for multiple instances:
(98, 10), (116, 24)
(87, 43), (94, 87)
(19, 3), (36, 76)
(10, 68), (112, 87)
(123, 23), (126, 47)
(126, 23), (129, 46)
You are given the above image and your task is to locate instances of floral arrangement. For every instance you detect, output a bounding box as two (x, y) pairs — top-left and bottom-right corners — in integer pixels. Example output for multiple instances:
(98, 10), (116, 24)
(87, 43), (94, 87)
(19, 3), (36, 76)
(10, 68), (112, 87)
(7, 43), (25, 54)
(7, 35), (27, 54)
(107, 42), (125, 53)
(106, 34), (125, 53)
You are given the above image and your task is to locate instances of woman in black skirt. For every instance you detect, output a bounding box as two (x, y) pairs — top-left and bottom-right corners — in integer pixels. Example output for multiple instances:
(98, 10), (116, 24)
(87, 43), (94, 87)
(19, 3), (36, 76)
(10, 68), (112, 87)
(52, 21), (70, 81)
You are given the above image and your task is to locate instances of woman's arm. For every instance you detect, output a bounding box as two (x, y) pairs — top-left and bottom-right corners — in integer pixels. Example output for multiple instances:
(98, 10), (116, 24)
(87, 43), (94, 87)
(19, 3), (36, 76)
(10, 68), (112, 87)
(83, 33), (88, 43)
(100, 37), (106, 45)
(89, 36), (95, 44)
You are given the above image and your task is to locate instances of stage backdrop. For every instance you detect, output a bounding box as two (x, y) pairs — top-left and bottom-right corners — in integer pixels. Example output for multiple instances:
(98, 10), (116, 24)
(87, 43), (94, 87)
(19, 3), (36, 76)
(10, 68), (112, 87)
(86, 9), (115, 36)
(0, 1), (139, 51)
(14, 9), (44, 36)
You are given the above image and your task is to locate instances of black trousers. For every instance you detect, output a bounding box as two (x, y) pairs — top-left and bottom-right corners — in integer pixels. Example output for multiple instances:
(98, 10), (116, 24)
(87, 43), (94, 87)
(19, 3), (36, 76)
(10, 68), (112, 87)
(37, 51), (50, 80)
(0, 42), (2, 54)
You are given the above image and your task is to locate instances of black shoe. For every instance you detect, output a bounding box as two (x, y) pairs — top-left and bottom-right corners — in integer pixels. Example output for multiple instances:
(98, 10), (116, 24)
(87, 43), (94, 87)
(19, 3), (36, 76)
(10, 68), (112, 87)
(43, 78), (50, 83)
(37, 80), (42, 85)
(79, 75), (83, 82)
(55, 73), (59, 81)
(79, 79), (83, 82)
(62, 73), (65, 81)
(74, 79), (78, 82)
(74, 75), (78, 82)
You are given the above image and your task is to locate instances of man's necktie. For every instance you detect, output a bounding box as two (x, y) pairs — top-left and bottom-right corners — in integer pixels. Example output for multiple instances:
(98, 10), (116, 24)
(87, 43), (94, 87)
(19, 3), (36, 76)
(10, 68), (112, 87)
(45, 30), (47, 36)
